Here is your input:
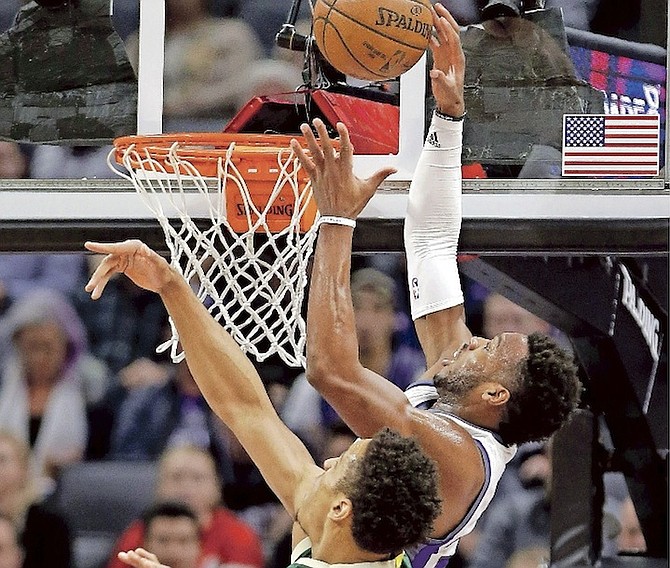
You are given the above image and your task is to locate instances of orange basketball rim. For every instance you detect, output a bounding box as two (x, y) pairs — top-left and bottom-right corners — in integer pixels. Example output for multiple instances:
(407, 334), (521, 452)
(112, 132), (338, 234)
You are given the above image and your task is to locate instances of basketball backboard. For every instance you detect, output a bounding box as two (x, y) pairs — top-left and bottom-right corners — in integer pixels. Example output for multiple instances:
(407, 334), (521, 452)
(0, 0), (667, 253)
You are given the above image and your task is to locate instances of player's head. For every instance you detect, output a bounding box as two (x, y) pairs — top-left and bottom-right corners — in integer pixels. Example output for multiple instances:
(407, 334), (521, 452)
(297, 428), (440, 556)
(434, 332), (581, 445)
(498, 333), (581, 444)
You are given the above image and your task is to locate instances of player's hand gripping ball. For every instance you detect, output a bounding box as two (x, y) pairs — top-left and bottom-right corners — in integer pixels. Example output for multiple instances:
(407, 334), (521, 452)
(313, 0), (433, 81)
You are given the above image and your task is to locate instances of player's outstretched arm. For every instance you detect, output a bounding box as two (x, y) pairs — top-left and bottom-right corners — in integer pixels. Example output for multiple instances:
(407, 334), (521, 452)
(405, 3), (472, 370)
(291, 122), (421, 439)
(84, 240), (318, 516)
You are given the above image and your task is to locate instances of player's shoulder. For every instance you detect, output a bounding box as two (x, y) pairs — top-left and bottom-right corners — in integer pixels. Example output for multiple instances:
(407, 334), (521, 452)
(408, 404), (480, 451)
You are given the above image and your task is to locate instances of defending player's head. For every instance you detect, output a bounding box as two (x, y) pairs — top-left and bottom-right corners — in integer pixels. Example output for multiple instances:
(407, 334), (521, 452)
(434, 332), (581, 446)
(340, 428), (441, 554)
(297, 428), (440, 556)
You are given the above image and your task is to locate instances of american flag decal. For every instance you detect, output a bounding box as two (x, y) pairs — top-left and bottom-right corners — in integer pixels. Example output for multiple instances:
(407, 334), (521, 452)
(562, 114), (660, 177)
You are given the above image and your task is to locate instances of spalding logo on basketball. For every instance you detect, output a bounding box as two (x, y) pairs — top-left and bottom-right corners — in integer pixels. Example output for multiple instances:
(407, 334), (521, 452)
(313, 0), (433, 81)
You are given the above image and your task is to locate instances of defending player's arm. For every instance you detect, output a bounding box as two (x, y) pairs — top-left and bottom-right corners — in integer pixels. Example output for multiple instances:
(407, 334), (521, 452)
(84, 240), (319, 517)
(294, 120), (415, 440)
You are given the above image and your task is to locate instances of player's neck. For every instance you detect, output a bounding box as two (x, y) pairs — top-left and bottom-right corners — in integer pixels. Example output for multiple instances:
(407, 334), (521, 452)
(312, 527), (387, 564)
(434, 400), (502, 432)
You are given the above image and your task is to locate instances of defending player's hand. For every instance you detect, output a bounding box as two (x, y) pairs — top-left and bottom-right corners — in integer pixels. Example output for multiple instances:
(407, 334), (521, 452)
(291, 118), (395, 220)
(84, 240), (175, 300)
(118, 549), (170, 568)
(429, 3), (465, 117)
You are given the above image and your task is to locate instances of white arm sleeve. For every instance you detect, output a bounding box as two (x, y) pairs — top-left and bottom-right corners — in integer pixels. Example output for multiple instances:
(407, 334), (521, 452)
(404, 112), (464, 321)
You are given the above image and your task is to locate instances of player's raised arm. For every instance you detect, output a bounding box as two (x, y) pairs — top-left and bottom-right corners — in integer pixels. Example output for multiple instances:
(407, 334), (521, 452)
(84, 240), (318, 516)
(291, 119), (420, 440)
(405, 2), (472, 370)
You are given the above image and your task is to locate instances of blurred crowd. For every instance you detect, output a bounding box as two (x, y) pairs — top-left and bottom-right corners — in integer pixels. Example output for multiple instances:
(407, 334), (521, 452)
(0, 2), (655, 568)
(0, 224), (648, 568)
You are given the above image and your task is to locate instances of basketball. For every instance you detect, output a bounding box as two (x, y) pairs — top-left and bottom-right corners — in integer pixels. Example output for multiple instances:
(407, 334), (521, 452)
(312, 0), (433, 81)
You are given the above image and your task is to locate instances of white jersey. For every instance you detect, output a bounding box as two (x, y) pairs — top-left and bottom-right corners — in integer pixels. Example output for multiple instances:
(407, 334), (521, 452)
(404, 381), (517, 568)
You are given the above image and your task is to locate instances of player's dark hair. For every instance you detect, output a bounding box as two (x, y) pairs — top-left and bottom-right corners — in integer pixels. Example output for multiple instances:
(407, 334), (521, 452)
(336, 428), (441, 555)
(498, 333), (582, 446)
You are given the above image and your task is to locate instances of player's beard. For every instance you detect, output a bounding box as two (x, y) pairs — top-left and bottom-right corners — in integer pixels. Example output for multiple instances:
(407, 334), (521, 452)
(434, 366), (478, 406)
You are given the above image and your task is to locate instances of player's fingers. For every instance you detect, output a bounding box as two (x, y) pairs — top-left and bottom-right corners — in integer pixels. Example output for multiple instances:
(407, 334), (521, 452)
(429, 68), (448, 84)
(434, 3), (460, 33)
(84, 241), (119, 255)
(86, 255), (126, 299)
(118, 550), (146, 568)
(428, 34), (441, 55)
(313, 118), (336, 161)
(336, 122), (354, 167)
(299, 123), (324, 165)
(434, 12), (452, 43)
(133, 549), (159, 563)
(367, 167), (397, 190)
(290, 139), (317, 177)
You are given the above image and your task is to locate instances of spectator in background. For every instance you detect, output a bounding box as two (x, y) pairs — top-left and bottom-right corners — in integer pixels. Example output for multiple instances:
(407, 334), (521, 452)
(0, 290), (91, 495)
(240, 59), (303, 102)
(0, 1), (21, 33)
(140, 503), (201, 568)
(123, 0), (262, 126)
(241, 0), (309, 56)
(470, 440), (620, 568)
(0, 142), (28, 179)
(350, 268), (426, 390)
(545, 0), (600, 31)
(468, 441), (554, 568)
(320, 267), (426, 427)
(72, 255), (168, 375)
(30, 145), (114, 181)
(107, 445), (263, 568)
(505, 547), (550, 568)
(0, 255), (87, 318)
(439, 0), (601, 30)
(87, 357), (231, 477)
(482, 292), (553, 340)
(0, 431), (71, 568)
(0, 515), (23, 568)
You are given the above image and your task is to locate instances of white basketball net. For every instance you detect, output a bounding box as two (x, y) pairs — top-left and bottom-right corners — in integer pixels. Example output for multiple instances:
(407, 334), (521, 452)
(109, 139), (319, 368)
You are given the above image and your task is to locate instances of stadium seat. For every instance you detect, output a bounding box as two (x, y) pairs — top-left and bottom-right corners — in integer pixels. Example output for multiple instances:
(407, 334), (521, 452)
(51, 461), (157, 568)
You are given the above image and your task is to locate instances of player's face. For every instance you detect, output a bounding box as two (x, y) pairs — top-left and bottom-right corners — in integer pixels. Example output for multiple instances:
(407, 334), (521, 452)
(296, 439), (370, 533)
(434, 333), (529, 400)
(322, 438), (369, 480)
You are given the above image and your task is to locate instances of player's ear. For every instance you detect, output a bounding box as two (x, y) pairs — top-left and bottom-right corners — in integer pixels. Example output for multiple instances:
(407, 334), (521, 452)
(328, 496), (353, 522)
(481, 383), (510, 406)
